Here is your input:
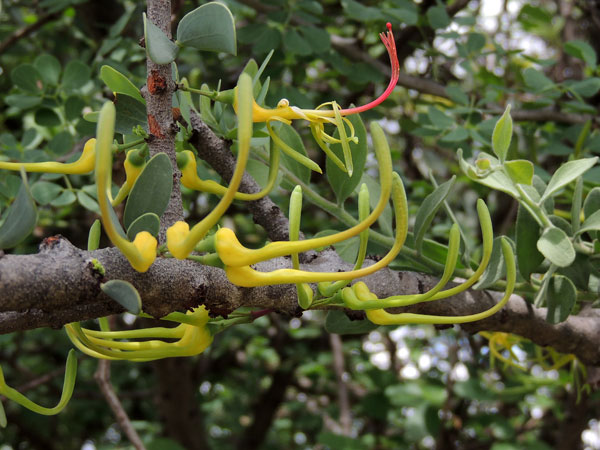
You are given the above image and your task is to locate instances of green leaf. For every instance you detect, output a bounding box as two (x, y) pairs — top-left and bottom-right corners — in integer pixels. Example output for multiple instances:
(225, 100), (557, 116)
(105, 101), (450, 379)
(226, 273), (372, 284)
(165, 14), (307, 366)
(34, 54), (61, 86)
(522, 67), (554, 92)
(62, 60), (91, 91)
(474, 237), (512, 289)
(537, 227), (575, 267)
(5, 94), (42, 109)
(341, 0), (385, 22)
(283, 29), (312, 56)
(11, 64), (43, 93)
(541, 157), (598, 202)
(326, 113), (367, 204)
(0, 400), (6, 428)
(34, 108), (61, 127)
(577, 209), (600, 236)
(427, 6), (450, 29)
(564, 40), (597, 67)
(88, 219), (101, 251)
(176, 2), (236, 55)
(441, 126), (469, 143)
(427, 107), (454, 130)
(77, 191), (100, 214)
(504, 160), (533, 185)
(0, 175), (37, 249)
(569, 78), (600, 97)
(144, 12), (179, 65)
(31, 181), (63, 205)
(101, 280), (142, 315)
(515, 204), (544, 279)
(50, 190), (76, 207)
(445, 85), (469, 105)
(276, 123), (312, 188)
(100, 65), (145, 104)
(300, 26), (330, 53)
(546, 275), (576, 324)
(413, 177), (456, 253)
(123, 153), (173, 229)
(466, 32), (486, 53)
(325, 310), (377, 335)
(48, 131), (74, 156)
(65, 96), (85, 121)
(126, 212), (160, 240)
(584, 187), (600, 219)
(114, 94), (148, 135)
(492, 105), (512, 163)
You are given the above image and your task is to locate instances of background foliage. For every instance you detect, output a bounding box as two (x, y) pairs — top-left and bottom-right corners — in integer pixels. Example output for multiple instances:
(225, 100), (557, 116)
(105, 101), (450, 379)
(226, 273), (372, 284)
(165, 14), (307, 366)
(1, 0), (600, 449)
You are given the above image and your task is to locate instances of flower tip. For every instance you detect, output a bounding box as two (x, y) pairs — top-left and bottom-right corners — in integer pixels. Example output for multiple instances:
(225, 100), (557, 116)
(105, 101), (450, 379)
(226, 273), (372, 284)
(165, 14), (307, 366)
(386, 22), (392, 32)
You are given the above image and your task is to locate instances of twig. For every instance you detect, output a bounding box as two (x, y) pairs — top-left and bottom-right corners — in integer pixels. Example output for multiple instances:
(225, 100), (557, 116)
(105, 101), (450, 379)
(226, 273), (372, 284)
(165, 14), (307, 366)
(329, 333), (352, 436)
(0, 11), (62, 55)
(94, 359), (146, 450)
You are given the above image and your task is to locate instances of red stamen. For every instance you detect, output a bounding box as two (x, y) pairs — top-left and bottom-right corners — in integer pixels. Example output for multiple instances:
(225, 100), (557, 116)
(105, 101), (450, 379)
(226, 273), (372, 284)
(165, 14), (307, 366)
(340, 24), (399, 115)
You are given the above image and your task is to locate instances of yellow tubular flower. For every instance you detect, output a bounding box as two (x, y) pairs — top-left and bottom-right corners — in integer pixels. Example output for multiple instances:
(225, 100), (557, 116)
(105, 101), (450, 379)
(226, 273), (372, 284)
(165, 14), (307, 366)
(215, 121), (394, 267)
(177, 146), (280, 201)
(356, 237), (515, 325)
(95, 102), (157, 273)
(65, 306), (213, 361)
(112, 149), (146, 206)
(0, 138), (96, 174)
(224, 172), (407, 287)
(166, 72), (253, 260)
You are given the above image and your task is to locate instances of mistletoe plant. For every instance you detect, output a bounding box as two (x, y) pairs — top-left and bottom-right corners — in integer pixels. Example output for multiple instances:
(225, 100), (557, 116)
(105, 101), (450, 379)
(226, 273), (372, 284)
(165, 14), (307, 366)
(0, 1), (596, 428)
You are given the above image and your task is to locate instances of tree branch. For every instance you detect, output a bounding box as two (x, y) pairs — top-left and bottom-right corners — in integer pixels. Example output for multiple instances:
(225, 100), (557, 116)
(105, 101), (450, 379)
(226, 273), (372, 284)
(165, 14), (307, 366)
(0, 236), (599, 366)
(0, 10), (62, 55)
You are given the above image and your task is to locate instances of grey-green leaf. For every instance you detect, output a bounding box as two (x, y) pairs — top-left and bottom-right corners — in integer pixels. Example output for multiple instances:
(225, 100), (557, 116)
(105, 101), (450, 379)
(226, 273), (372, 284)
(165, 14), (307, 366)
(101, 280), (142, 315)
(126, 212), (160, 240)
(11, 64), (43, 93)
(123, 153), (173, 229)
(414, 176), (455, 253)
(87, 219), (101, 251)
(62, 60), (91, 91)
(144, 12), (179, 65)
(577, 209), (600, 236)
(584, 187), (600, 219)
(541, 157), (598, 203)
(515, 204), (544, 279)
(325, 310), (377, 335)
(176, 2), (236, 55)
(474, 237), (510, 290)
(277, 123), (312, 188)
(546, 275), (576, 324)
(31, 181), (63, 205)
(537, 227), (575, 267)
(100, 65), (145, 104)
(0, 176), (37, 249)
(492, 105), (512, 163)
(326, 113), (367, 204)
(34, 54), (61, 86)
(114, 94), (148, 135)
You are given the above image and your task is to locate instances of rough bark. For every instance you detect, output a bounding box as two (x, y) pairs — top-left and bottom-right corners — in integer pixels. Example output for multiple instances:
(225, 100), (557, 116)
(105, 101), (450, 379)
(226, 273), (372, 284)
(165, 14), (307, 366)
(1, 236), (599, 366)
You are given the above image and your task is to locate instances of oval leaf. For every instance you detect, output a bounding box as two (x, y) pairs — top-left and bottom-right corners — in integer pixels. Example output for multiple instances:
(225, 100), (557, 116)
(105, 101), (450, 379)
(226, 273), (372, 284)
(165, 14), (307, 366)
(101, 280), (142, 314)
(126, 212), (160, 240)
(144, 13), (179, 65)
(413, 176), (456, 253)
(504, 160), (533, 185)
(88, 219), (101, 251)
(541, 157), (598, 202)
(100, 65), (145, 104)
(326, 113), (367, 204)
(515, 204), (544, 279)
(492, 104), (512, 162)
(114, 94), (148, 135)
(176, 2), (237, 55)
(123, 153), (173, 229)
(325, 310), (377, 335)
(0, 175), (37, 249)
(537, 227), (575, 267)
(546, 275), (576, 324)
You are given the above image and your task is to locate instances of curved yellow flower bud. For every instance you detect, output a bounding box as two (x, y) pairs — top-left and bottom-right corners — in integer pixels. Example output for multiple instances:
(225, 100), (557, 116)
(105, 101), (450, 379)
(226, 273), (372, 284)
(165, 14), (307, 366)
(112, 149), (146, 206)
(95, 102), (157, 272)
(0, 350), (77, 417)
(0, 138), (96, 174)
(348, 237), (515, 325)
(167, 72), (254, 260)
(177, 148), (280, 201)
(65, 306), (212, 361)
(224, 173), (407, 287)
(216, 121), (394, 267)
